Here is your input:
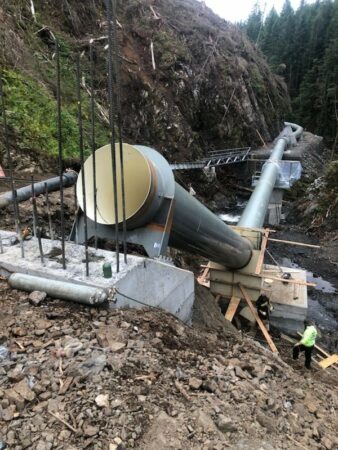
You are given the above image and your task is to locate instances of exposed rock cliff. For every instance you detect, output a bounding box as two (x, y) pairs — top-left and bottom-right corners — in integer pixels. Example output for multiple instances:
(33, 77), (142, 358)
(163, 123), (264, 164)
(0, 0), (290, 170)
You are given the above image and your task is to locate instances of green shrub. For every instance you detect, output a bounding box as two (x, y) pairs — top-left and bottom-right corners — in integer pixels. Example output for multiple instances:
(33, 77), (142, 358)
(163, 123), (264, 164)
(1, 68), (110, 159)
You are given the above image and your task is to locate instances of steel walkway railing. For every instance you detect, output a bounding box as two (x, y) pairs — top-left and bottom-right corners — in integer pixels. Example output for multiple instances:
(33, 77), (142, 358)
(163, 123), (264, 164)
(170, 147), (252, 170)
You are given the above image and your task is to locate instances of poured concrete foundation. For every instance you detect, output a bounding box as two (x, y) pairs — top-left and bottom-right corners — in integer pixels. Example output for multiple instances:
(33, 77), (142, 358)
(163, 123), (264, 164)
(262, 264), (308, 333)
(0, 231), (194, 323)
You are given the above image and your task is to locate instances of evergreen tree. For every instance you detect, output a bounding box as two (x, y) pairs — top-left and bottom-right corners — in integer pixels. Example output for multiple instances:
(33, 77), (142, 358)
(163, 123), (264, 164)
(260, 8), (281, 67)
(243, 0), (338, 143)
(245, 2), (264, 44)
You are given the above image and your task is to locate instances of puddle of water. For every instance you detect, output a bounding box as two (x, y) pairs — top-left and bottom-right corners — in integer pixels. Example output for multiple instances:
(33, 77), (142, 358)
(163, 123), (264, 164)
(281, 257), (336, 293)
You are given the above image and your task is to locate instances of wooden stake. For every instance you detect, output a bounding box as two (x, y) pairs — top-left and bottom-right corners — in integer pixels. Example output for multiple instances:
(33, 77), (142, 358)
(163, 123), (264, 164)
(255, 228), (270, 274)
(239, 283), (278, 353)
(256, 129), (267, 148)
(150, 41), (156, 71)
(268, 238), (320, 249)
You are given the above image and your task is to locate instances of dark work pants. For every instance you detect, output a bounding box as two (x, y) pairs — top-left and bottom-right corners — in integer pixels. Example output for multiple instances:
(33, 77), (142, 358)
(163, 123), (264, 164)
(293, 344), (314, 369)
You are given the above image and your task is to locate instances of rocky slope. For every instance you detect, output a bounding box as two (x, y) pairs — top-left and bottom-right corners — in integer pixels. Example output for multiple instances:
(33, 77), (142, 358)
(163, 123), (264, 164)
(0, 0), (290, 171)
(1, 282), (338, 450)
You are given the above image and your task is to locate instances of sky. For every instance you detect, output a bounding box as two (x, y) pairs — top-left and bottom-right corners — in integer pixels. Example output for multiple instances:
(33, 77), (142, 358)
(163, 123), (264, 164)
(202, 0), (316, 23)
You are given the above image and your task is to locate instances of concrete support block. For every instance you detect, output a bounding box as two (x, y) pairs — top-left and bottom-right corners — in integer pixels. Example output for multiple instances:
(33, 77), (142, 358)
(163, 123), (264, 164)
(0, 231), (194, 323)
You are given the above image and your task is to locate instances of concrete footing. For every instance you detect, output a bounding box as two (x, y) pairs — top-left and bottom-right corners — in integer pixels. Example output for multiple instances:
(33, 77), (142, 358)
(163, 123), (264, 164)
(262, 264), (308, 333)
(266, 189), (284, 226)
(0, 231), (194, 323)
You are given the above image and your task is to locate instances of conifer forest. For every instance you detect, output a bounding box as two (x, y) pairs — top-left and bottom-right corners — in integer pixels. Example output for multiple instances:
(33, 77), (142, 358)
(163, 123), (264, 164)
(243, 0), (338, 145)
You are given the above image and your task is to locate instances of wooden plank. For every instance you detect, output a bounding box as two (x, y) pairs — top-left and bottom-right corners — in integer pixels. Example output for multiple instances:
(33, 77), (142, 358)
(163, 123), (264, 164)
(255, 228), (270, 275)
(225, 296), (241, 322)
(256, 129), (268, 148)
(199, 264), (210, 278)
(197, 264), (210, 287)
(230, 225), (276, 234)
(239, 283), (278, 353)
(280, 333), (298, 344)
(318, 355), (338, 369)
(258, 275), (316, 287)
(268, 238), (320, 249)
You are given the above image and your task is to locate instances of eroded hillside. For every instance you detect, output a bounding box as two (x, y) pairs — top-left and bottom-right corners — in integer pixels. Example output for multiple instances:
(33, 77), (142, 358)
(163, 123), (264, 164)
(0, 0), (290, 171)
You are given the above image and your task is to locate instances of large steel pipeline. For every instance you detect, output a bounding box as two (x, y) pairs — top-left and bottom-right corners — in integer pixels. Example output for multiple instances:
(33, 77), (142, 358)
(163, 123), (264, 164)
(77, 143), (253, 269)
(238, 122), (303, 228)
(0, 172), (78, 209)
(76, 123), (302, 269)
(169, 183), (252, 269)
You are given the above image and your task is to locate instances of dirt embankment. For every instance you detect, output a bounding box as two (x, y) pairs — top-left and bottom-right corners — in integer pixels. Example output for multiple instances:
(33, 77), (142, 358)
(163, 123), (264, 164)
(1, 281), (338, 450)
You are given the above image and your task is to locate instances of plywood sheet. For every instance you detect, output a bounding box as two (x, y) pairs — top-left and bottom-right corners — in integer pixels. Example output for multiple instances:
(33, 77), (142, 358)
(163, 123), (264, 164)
(318, 355), (338, 369)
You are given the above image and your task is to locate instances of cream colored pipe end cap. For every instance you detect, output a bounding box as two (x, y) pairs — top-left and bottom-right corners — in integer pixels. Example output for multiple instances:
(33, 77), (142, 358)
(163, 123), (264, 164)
(77, 143), (152, 225)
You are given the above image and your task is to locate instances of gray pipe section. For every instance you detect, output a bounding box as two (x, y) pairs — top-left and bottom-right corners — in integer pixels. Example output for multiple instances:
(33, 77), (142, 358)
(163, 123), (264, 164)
(0, 172), (78, 209)
(238, 122), (303, 228)
(133, 146), (252, 269)
(169, 183), (252, 269)
(9, 273), (107, 305)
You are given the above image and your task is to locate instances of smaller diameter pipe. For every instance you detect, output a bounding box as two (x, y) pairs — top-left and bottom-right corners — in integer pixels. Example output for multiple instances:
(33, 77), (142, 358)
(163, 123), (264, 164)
(9, 273), (107, 305)
(0, 172), (78, 209)
(238, 122), (303, 228)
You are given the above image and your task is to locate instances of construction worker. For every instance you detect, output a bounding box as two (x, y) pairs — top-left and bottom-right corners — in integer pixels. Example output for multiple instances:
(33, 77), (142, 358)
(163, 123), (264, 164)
(293, 320), (317, 369)
(256, 294), (273, 330)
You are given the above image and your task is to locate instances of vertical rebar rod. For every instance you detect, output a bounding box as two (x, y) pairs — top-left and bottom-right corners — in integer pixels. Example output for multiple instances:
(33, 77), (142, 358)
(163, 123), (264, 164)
(0, 72), (19, 242)
(112, 0), (127, 264)
(76, 54), (89, 277)
(13, 190), (24, 258)
(44, 182), (54, 240)
(89, 42), (98, 250)
(73, 182), (77, 212)
(55, 39), (66, 269)
(0, 235), (3, 254)
(31, 175), (38, 237)
(31, 175), (43, 264)
(106, 0), (120, 272)
(37, 227), (44, 265)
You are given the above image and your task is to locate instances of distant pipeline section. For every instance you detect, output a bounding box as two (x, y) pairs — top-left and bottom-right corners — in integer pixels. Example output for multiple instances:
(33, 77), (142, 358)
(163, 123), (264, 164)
(239, 122), (303, 228)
